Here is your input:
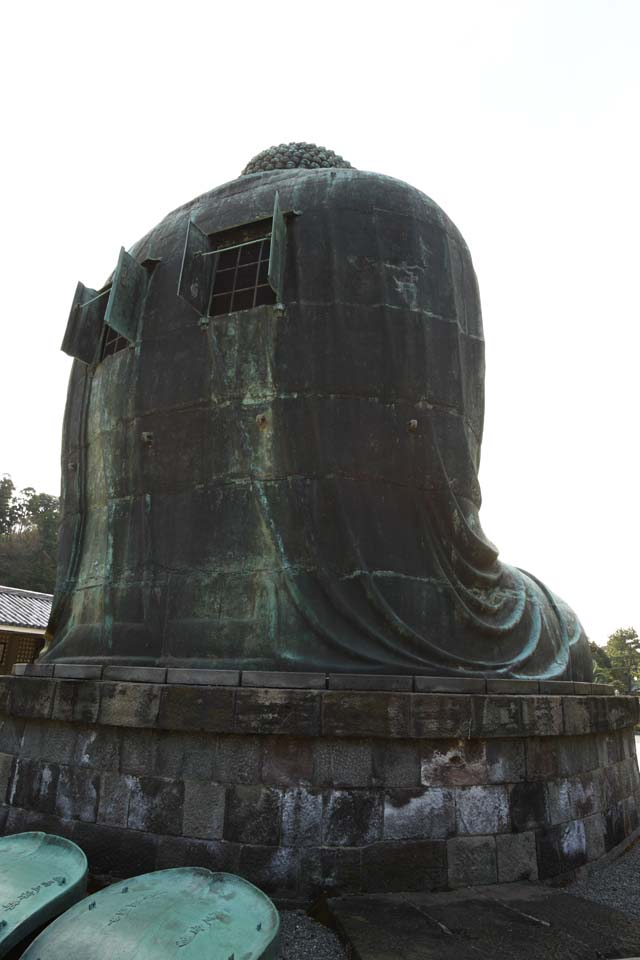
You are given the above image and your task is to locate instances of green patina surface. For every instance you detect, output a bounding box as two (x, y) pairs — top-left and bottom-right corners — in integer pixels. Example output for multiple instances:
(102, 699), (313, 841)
(21, 869), (279, 960)
(0, 832), (87, 957)
(45, 145), (592, 681)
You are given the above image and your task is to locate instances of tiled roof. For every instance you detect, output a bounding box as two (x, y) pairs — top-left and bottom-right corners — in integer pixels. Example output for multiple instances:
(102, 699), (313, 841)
(0, 585), (52, 630)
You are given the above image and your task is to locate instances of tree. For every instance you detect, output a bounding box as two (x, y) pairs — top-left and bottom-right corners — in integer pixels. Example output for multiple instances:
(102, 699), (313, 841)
(589, 640), (614, 685)
(0, 474), (60, 593)
(605, 627), (640, 693)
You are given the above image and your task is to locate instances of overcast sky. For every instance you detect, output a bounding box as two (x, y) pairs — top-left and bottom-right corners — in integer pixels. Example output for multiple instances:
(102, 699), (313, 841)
(1, 0), (638, 643)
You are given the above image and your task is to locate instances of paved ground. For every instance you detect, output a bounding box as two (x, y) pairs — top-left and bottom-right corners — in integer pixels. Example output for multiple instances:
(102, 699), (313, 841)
(327, 882), (640, 960)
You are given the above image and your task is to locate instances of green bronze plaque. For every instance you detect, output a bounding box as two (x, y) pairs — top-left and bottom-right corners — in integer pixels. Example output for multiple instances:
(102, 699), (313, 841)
(21, 869), (279, 959)
(0, 832), (87, 957)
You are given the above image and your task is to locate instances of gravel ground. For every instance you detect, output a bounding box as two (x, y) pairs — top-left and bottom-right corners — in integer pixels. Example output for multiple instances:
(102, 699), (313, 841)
(571, 839), (640, 919)
(276, 910), (347, 960)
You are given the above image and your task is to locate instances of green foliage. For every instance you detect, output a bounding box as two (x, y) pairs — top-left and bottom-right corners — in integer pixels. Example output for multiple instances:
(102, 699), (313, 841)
(603, 627), (640, 693)
(589, 640), (614, 684)
(0, 474), (60, 593)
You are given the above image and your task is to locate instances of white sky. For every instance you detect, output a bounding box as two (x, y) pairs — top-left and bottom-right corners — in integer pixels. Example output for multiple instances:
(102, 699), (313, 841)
(1, 0), (638, 644)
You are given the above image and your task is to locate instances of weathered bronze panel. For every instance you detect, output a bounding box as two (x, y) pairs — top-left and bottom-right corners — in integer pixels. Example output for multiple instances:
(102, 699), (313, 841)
(104, 247), (148, 342)
(61, 282), (107, 364)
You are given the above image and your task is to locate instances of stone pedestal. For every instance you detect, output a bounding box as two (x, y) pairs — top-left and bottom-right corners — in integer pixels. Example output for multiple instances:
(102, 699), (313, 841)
(0, 672), (638, 900)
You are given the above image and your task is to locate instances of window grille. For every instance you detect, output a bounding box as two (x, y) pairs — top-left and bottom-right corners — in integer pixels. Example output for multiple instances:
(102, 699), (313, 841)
(15, 637), (38, 663)
(210, 236), (275, 316)
(99, 323), (129, 360)
(178, 191), (287, 319)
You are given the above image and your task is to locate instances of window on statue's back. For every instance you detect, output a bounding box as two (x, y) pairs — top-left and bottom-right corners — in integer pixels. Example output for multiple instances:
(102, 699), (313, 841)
(177, 191), (286, 319)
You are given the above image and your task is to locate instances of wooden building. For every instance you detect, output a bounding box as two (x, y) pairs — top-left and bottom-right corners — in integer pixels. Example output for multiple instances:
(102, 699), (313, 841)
(0, 585), (51, 674)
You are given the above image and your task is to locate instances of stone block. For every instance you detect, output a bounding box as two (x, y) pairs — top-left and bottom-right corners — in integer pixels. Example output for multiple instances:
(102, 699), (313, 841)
(447, 836), (497, 887)
(411, 695), (471, 739)
(243, 671), (326, 689)
(509, 780), (548, 831)
(583, 812), (606, 861)
(604, 800), (626, 852)
(23, 664), (55, 677)
(99, 682), (162, 729)
(562, 698), (591, 736)
(212, 736), (262, 783)
(235, 689), (320, 736)
(299, 846), (362, 897)
(313, 740), (372, 788)
(470, 697), (522, 738)
(73, 680), (102, 723)
(10, 758), (60, 815)
(362, 840), (448, 893)
(72, 819), (158, 878)
(238, 845), (300, 898)
(383, 787), (455, 840)
(120, 728), (158, 776)
(520, 697), (564, 736)
(103, 666), (167, 684)
(539, 681), (574, 695)
(262, 736), (314, 785)
(281, 787), (323, 846)
(21, 720), (77, 766)
(53, 664), (103, 680)
(0, 677), (12, 715)
(608, 696), (639, 730)
(414, 676), (485, 694)
(55, 766), (99, 822)
(5, 805), (68, 839)
(484, 739), (527, 783)
(166, 668), (240, 686)
(0, 717), (24, 755)
(623, 795), (639, 836)
(155, 836), (240, 874)
(17, 721), (51, 761)
(455, 784), (510, 835)
(371, 741), (421, 788)
(0, 752), (15, 803)
(158, 685), (235, 733)
(486, 679), (539, 695)
(592, 683), (615, 696)
(328, 674), (413, 692)
(323, 692), (410, 738)
(496, 831), (538, 882)
(11, 677), (55, 720)
(154, 732), (212, 780)
(126, 775), (185, 835)
(421, 739), (525, 787)
(546, 775), (599, 825)
(97, 772), (129, 827)
(574, 682), (593, 696)
(586, 696), (611, 732)
(74, 725), (120, 772)
(600, 731), (624, 767)
(323, 790), (383, 846)
(52, 680), (102, 724)
(600, 762), (623, 810)
(182, 780), (225, 840)
(224, 784), (282, 845)
(561, 735), (600, 776)
(536, 819), (588, 878)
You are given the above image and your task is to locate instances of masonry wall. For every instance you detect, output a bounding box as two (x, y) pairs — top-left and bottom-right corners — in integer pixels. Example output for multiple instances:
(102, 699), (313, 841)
(0, 674), (638, 900)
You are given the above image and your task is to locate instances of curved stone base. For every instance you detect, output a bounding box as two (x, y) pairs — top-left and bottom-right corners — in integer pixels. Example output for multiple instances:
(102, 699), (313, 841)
(0, 675), (638, 900)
